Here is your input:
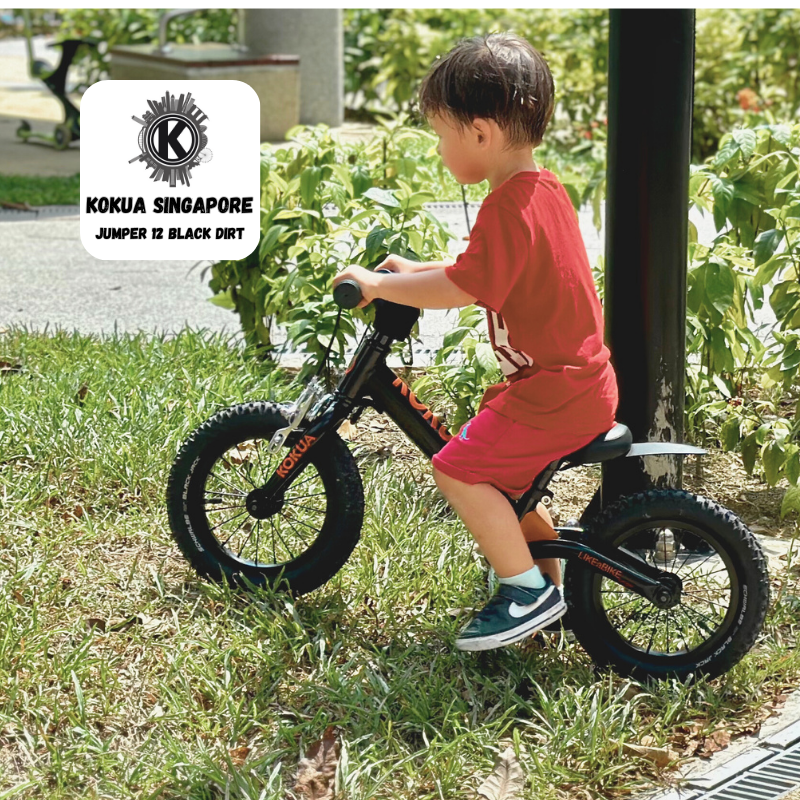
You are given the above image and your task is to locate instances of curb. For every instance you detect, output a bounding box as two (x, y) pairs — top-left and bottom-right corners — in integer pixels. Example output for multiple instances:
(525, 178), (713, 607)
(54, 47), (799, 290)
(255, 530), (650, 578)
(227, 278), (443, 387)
(642, 691), (800, 800)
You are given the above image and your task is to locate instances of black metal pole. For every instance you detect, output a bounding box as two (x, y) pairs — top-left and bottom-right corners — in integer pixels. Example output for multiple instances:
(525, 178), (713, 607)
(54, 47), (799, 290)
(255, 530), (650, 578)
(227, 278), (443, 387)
(602, 10), (695, 503)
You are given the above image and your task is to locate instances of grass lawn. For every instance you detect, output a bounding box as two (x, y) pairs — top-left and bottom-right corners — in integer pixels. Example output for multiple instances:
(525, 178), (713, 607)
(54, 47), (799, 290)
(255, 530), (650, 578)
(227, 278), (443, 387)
(0, 174), (80, 207)
(0, 328), (798, 799)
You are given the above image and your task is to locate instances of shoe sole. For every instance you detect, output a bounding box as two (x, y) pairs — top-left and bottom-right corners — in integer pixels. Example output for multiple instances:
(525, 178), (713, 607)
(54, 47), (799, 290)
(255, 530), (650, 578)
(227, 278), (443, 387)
(455, 599), (568, 652)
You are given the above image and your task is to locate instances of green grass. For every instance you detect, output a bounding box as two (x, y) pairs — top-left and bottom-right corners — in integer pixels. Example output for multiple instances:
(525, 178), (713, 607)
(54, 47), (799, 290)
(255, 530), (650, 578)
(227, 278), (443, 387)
(0, 174), (80, 207)
(0, 328), (798, 799)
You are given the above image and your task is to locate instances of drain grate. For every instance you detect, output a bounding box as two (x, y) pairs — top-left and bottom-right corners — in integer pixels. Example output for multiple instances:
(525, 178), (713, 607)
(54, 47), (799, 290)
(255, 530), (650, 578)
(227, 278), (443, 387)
(699, 740), (800, 799)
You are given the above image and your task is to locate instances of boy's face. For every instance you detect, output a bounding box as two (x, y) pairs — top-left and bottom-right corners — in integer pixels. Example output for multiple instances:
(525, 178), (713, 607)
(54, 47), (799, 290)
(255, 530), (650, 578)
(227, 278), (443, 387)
(428, 113), (489, 185)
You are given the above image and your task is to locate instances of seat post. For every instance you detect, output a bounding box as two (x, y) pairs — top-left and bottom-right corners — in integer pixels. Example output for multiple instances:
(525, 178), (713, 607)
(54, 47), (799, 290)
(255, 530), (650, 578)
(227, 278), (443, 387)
(514, 458), (562, 520)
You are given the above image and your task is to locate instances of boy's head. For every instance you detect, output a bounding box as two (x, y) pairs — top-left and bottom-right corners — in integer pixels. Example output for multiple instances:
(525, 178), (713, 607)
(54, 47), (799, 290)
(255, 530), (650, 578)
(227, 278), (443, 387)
(419, 33), (555, 151)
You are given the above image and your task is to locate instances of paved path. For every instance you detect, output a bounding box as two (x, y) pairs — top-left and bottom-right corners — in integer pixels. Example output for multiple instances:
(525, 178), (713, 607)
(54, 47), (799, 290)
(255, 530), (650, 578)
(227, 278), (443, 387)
(1, 203), (740, 367)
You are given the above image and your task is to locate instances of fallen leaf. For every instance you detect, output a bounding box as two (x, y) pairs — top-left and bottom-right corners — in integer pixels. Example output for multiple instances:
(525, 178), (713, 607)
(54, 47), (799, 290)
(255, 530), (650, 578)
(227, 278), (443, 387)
(76, 384), (89, 403)
(294, 726), (339, 800)
(338, 420), (358, 440)
(698, 728), (731, 757)
(622, 741), (680, 769)
(86, 617), (107, 633)
(477, 746), (525, 799)
(228, 441), (258, 465)
(12, 590), (25, 604)
(229, 745), (250, 766)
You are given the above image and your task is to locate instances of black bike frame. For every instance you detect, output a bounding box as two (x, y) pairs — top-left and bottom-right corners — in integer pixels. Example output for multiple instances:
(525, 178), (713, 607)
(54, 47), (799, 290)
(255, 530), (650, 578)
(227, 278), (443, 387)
(253, 314), (677, 607)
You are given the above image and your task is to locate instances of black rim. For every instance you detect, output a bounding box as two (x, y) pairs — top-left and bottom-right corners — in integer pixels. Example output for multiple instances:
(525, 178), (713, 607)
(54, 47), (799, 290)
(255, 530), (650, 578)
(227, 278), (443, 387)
(591, 520), (740, 665)
(198, 435), (329, 570)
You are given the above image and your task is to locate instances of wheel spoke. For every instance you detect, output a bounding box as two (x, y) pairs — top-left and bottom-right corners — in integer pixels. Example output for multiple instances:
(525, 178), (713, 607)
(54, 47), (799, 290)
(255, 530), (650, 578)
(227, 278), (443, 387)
(204, 503), (246, 512)
(221, 455), (258, 489)
(208, 468), (247, 495)
(270, 515), (298, 561)
(220, 512), (251, 548)
(281, 514), (322, 535)
(211, 509), (249, 531)
(206, 489), (247, 499)
(676, 603), (710, 644)
(645, 608), (663, 654)
(603, 596), (639, 613)
(284, 501), (326, 516)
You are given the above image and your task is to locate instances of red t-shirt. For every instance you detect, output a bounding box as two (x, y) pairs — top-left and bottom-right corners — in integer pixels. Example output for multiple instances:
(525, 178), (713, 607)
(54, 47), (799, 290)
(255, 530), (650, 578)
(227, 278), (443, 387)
(444, 169), (618, 436)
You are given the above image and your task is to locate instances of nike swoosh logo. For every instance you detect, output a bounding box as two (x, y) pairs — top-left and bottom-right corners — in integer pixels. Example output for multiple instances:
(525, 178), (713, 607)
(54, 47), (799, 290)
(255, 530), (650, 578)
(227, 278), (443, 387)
(507, 585), (555, 618)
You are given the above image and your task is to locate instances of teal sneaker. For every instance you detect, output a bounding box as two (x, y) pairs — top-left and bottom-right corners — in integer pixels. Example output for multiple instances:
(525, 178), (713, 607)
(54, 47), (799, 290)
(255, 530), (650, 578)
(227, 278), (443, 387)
(456, 575), (567, 652)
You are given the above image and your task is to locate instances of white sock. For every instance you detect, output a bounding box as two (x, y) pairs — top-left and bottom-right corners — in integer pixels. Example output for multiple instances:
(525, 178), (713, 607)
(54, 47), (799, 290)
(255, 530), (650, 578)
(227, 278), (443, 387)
(499, 564), (546, 590)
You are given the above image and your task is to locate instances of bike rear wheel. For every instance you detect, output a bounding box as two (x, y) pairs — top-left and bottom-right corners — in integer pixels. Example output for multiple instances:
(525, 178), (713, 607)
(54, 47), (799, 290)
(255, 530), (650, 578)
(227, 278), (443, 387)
(564, 489), (770, 682)
(166, 401), (364, 595)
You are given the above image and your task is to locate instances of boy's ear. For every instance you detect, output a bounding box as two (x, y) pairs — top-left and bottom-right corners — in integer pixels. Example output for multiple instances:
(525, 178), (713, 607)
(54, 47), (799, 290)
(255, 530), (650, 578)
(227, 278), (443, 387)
(472, 117), (493, 147)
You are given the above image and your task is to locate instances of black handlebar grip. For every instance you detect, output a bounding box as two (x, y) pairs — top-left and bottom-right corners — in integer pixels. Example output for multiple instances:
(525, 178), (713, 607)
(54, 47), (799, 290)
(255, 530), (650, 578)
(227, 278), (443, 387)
(333, 279), (363, 309)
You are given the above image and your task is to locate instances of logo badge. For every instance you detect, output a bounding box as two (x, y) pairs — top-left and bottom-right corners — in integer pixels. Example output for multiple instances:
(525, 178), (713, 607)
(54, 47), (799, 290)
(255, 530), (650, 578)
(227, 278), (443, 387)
(130, 90), (212, 187)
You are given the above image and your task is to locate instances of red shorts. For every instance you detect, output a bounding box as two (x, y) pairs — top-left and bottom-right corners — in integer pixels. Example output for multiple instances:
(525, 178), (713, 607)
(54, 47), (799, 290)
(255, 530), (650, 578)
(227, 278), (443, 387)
(431, 406), (602, 495)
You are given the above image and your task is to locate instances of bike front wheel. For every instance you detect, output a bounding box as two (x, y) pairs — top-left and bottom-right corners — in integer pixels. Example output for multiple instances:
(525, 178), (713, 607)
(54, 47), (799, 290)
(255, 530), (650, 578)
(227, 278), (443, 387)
(166, 401), (364, 595)
(564, 489), (770, 682)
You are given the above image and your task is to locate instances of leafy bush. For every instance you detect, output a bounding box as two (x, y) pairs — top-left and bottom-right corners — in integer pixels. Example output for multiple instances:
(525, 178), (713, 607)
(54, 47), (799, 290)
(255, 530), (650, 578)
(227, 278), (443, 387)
(208, 119), (452, 379)
(344, 8), (800, 163)
(56, 8), (237, 87)
(686, 121), (800, 490)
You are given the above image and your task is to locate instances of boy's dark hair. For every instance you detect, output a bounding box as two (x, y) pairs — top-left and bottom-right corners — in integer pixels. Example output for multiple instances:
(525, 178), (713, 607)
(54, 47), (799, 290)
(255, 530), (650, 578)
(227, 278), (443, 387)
(418, 33), (555, 148)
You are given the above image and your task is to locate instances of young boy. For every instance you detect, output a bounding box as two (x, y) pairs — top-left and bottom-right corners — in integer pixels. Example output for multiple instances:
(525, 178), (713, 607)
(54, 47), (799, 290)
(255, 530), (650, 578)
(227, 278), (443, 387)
(333, 33), (618, 651)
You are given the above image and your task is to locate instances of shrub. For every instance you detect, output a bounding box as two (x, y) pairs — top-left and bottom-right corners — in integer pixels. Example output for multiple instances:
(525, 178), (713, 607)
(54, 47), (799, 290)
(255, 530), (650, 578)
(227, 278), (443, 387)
(207, 119), (452, 379)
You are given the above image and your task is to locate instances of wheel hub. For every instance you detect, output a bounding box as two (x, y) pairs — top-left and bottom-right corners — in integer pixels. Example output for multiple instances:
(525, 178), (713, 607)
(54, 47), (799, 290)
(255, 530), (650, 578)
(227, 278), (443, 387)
(652, 573), (683, 609)
(246, 489), (283, 520)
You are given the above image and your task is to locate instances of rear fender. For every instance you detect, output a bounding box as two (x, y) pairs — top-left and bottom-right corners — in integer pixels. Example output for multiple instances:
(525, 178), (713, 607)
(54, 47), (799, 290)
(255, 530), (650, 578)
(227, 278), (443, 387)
(626, 443), (706, 457)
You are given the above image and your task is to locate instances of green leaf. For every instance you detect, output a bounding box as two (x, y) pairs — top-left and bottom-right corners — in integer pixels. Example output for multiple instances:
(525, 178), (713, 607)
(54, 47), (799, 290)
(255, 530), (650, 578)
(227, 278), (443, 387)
(713, 136), (740, 169)
(785, 450), (800, 486)
(209, 289), (236, 310)
(704, 262), (735, 314)
(300, 166), (322, 209)
(563, 182), (581, 211)
(762, 441), (785, 487)
(732, 129), (757, 160)
(753, 253), (789, 289)
(365, 226), (391, 259)
(742, 431), (758, 475)
(721, 416), (740, 450)
(753, 228), (783, 267)
(363, 187), (400, 208)
(780, 485), (800, 518)
(710, 182), (735, 232)
(474, 342), (497, 374)
(351, 166), (372, 197)
(712, 374), (731, 398)
(259, 224), (288, 261)
(769, 124), (792, 147)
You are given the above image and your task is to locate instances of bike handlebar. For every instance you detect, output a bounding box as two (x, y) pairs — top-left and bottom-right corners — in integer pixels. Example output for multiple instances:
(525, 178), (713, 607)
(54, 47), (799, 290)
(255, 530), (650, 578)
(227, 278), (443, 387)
(333, 279), (363, 309)
(333, 269), (394, 309)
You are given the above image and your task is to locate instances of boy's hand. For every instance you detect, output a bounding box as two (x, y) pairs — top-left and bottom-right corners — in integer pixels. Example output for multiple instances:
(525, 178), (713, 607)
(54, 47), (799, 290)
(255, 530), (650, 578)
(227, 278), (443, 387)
(375, 254), (419, 274)
(332, 265), (381, 309)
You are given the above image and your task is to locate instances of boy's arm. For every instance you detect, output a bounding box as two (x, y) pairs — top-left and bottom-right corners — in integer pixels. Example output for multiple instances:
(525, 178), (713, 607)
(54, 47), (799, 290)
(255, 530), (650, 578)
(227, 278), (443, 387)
(377, 253), (455, 274)
(332, 264), (475, 309)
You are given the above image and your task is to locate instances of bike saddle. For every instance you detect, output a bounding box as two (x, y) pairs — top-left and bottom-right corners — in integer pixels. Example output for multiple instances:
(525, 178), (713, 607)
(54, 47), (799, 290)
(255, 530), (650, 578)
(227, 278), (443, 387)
(562, 423), (632, 466)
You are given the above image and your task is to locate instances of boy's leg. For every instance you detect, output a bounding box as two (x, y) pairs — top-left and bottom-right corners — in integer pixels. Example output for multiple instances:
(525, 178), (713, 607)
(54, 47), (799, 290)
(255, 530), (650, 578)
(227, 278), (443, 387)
(434, 469), (533, 578)
(433, 466), (566, 650)
(520, 504), (561, 587)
